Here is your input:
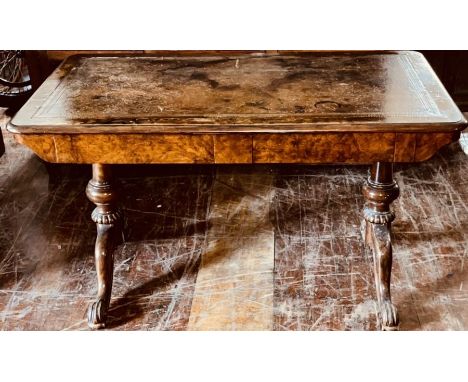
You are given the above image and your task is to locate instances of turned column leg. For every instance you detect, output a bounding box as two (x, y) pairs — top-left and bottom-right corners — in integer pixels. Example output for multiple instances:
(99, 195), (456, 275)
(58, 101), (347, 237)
(85, 164), (123, 329)
(363, 162), (400, 330)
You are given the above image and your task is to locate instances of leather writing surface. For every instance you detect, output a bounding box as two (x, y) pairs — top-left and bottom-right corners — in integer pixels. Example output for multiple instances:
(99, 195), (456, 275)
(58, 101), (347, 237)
(9, 51), (466, 133)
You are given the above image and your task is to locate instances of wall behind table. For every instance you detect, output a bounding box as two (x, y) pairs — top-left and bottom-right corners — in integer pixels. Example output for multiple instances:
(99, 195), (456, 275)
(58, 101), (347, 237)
(422, 51), (468, 112)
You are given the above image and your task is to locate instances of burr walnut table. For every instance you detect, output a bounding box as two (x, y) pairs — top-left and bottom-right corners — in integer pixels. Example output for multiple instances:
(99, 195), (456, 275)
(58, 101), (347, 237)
(7, 52), (467, 330)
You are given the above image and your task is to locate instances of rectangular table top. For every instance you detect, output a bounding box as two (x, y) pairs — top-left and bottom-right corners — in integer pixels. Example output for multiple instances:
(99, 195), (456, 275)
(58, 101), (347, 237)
(9, 51), (467, 135)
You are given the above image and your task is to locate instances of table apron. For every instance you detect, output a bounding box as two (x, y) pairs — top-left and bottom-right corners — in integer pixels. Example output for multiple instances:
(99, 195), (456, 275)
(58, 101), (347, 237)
(13, 131), (459, 164)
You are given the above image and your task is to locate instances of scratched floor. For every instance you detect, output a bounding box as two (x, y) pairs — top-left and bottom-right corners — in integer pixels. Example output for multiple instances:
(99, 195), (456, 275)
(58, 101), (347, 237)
(1, 108), (467, 330)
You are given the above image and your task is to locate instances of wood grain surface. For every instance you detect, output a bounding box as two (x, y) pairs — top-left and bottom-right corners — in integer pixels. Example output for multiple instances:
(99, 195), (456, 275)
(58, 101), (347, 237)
(15, 133), (215, 163)
(187, 171), (274, 330)
(14, 131), (460, 164)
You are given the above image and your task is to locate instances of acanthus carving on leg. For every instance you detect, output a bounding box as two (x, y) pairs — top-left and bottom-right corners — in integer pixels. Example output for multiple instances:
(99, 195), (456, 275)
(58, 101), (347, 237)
(86, 164), (123, 329)
(363, 162), (400, 330)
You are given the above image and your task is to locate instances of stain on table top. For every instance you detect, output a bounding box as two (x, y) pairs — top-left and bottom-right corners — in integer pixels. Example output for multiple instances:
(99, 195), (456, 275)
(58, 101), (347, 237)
(9, 52), (467, 134)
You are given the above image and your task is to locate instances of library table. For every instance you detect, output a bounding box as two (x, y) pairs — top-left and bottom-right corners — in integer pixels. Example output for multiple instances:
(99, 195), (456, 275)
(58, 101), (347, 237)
(7, 52), (467, 330)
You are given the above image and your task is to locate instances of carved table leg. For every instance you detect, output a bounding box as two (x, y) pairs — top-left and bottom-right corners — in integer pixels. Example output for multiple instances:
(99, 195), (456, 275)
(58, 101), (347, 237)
(85, 164), (123, 329)
(363, 162), (400, 330)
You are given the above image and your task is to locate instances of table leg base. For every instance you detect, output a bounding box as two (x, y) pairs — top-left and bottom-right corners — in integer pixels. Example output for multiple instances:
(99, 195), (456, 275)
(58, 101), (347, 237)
(86, 222), (120, 330)
(86, 164), (122, 330)
(365, 221), (400, 331)
(87, 299), (108, 330)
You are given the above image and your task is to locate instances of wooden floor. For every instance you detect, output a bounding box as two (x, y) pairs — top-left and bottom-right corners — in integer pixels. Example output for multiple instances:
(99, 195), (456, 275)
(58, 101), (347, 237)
(1, 108), (467, 330)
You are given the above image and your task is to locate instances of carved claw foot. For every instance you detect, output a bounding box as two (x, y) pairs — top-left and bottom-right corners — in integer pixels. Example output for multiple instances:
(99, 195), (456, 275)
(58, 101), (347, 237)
(87, 299), (109, 329)
(379, 300), (399, 331)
